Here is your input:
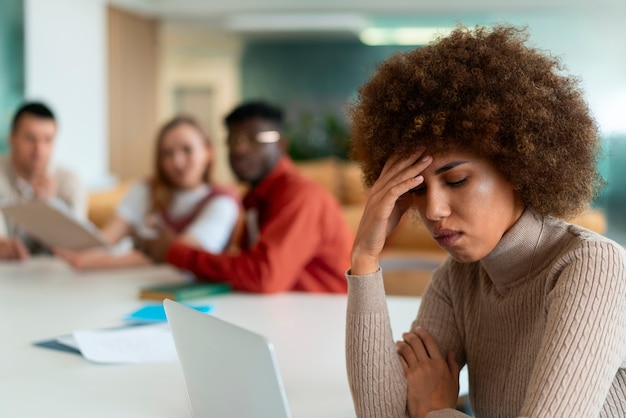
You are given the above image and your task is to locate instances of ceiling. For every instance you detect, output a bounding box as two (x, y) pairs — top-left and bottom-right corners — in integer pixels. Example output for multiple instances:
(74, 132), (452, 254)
(115, 0), (625, 16)
(111, 0), (626, 38)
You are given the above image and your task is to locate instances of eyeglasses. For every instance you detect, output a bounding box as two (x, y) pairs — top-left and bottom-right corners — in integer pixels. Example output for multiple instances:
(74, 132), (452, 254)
(226, 130), (281, 146)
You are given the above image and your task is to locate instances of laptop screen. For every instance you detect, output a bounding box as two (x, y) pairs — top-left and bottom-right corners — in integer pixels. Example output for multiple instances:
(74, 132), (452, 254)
(164, 299), (292, 418)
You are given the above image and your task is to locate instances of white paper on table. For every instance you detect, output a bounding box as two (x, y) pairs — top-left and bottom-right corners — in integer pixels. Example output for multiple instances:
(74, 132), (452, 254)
(72, 323), (179, 364)
(56, 334), (80, 350)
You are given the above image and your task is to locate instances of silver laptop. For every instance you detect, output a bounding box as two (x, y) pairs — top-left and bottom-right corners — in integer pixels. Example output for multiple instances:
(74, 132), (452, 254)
(163, 299), (292, 418)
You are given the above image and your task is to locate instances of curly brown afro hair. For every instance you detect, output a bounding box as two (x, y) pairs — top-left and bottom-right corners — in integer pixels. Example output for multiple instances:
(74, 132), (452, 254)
(349, 24), (603, 219)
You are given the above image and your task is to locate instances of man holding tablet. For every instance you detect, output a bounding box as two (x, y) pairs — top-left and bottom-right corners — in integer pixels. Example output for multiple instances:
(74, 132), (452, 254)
(0, 102), (86, 260)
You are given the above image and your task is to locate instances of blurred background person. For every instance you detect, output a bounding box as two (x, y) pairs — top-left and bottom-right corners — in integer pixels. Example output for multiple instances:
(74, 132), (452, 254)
(55, 116), (240, 269)
(0, 101), (86, 260)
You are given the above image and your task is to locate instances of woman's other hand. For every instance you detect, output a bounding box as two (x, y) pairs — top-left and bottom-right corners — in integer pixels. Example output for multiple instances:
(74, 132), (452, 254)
(397, 327), (461, 418)
(134, 221), (177, 263)
(54, 245), (150, 269)
(350, 149), (431, 275)
(54, 247), (114, 269)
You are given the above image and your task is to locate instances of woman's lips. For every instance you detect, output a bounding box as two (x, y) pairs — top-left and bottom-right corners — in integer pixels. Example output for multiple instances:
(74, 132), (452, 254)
(433, 230), (462, 247)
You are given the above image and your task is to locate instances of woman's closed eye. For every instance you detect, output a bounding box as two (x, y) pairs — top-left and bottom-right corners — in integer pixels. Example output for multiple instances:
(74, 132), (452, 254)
(407, 177), (468, 196)
(448, 178), (468, 187)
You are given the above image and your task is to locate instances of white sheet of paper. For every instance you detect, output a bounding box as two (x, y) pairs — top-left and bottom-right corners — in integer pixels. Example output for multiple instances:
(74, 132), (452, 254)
(56, 335), (80, 350)
(72, 324), (179, 364)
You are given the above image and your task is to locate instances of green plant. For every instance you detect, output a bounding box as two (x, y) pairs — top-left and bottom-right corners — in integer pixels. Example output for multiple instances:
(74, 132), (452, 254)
(285, 110), (351, 161)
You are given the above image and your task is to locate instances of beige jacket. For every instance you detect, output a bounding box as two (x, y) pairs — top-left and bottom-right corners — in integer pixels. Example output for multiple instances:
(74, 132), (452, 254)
(0, 154), (87, 253)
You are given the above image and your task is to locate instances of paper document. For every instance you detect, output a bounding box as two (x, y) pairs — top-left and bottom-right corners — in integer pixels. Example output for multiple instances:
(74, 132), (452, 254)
(72, 323), (178, 364)
(56, 335), (80, 350)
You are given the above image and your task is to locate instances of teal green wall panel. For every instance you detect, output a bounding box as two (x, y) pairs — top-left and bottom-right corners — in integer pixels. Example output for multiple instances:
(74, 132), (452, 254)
(595, 135), (626, 244)
(0, 0), (24, 153)
(241, 40), (413, 101)
(241, 40), (413, 160)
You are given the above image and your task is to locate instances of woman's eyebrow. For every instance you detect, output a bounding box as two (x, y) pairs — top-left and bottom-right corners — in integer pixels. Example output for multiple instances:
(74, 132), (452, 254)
(434, 160), (469, 175)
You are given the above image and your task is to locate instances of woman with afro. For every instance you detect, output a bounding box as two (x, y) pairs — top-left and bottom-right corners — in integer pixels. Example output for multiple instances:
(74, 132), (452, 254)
(346, 24), (626, 417)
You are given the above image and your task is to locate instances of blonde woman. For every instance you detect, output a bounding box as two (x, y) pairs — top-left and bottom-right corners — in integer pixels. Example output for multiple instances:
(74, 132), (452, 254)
(56, 116), (240, 269)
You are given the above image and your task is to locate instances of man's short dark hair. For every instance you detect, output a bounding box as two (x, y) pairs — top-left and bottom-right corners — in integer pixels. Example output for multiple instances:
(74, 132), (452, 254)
(224, 101), (283, 128)
(11, 102), (56, 132)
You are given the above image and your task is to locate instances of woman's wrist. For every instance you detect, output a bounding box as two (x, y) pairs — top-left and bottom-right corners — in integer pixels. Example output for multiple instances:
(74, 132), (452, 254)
(350, 251), (380, 276)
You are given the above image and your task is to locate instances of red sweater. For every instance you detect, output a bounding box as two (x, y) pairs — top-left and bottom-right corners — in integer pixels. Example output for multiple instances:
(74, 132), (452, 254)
(166, 157), (352, 293)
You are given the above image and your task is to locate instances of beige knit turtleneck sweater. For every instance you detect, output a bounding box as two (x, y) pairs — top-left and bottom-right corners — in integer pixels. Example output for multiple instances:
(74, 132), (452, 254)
(346, 209), (626, 417)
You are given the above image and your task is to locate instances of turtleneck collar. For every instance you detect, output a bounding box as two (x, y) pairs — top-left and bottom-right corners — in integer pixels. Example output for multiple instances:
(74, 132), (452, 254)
(479, 208), (546, 292)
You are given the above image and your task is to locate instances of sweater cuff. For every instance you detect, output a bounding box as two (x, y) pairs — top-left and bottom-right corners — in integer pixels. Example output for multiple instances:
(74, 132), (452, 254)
(427, 408), (470, 418)
(346, 268), (388, 313)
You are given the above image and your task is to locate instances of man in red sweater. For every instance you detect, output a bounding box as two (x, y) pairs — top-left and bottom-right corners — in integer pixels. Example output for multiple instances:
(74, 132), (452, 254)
(144, 101), (352, 293)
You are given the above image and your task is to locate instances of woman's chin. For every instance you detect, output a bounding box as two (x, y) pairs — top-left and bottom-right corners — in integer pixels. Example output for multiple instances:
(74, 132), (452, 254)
(173, 180), (201, 190)
(446, 249), (481, 264)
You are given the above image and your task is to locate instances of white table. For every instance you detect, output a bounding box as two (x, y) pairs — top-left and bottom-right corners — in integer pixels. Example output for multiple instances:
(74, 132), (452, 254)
(0, 257), (427, 418)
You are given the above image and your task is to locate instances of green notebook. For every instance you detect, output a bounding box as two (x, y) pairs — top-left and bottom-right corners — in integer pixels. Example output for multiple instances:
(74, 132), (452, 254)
(139, 282), (231, 301)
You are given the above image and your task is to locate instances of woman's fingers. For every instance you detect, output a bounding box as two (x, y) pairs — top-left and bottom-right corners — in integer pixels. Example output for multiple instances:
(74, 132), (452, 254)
(361, 150), (431, 228)
(397, 328), (447, 367)
(379, 148), (428, 181)
(397, 343), (410, 371)
(397, 329), (435, 370)
(373, 152), (431, 199)
(402, 331), (431, 361)
(396, 339), (419, 369)
(415, 327), (444, 360)
(398, 327), (461, 417)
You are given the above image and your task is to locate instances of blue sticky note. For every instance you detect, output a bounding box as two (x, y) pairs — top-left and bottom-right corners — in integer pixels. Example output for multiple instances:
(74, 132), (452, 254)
(125, 304), (212, 322)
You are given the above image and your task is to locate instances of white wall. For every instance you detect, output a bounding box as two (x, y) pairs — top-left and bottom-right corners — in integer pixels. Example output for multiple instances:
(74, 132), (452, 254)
(158, 23), (243, 185)
(499, 11), (626, 135)
(24, 0), (112, 189)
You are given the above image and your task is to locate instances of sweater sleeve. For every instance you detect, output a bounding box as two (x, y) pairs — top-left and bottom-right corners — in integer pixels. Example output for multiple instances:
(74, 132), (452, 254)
(520, 241), (626, 417)
(413, 260), (466, 372)
(346, 262), (470, 418)
(346, 269), (409, 418)
(412, 261), (469, 418)
(166, 188), (325, 293)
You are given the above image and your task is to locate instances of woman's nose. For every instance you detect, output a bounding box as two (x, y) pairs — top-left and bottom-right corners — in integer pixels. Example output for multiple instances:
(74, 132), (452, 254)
(171, 152), (187, 167)
(424, 189), (451, 221)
